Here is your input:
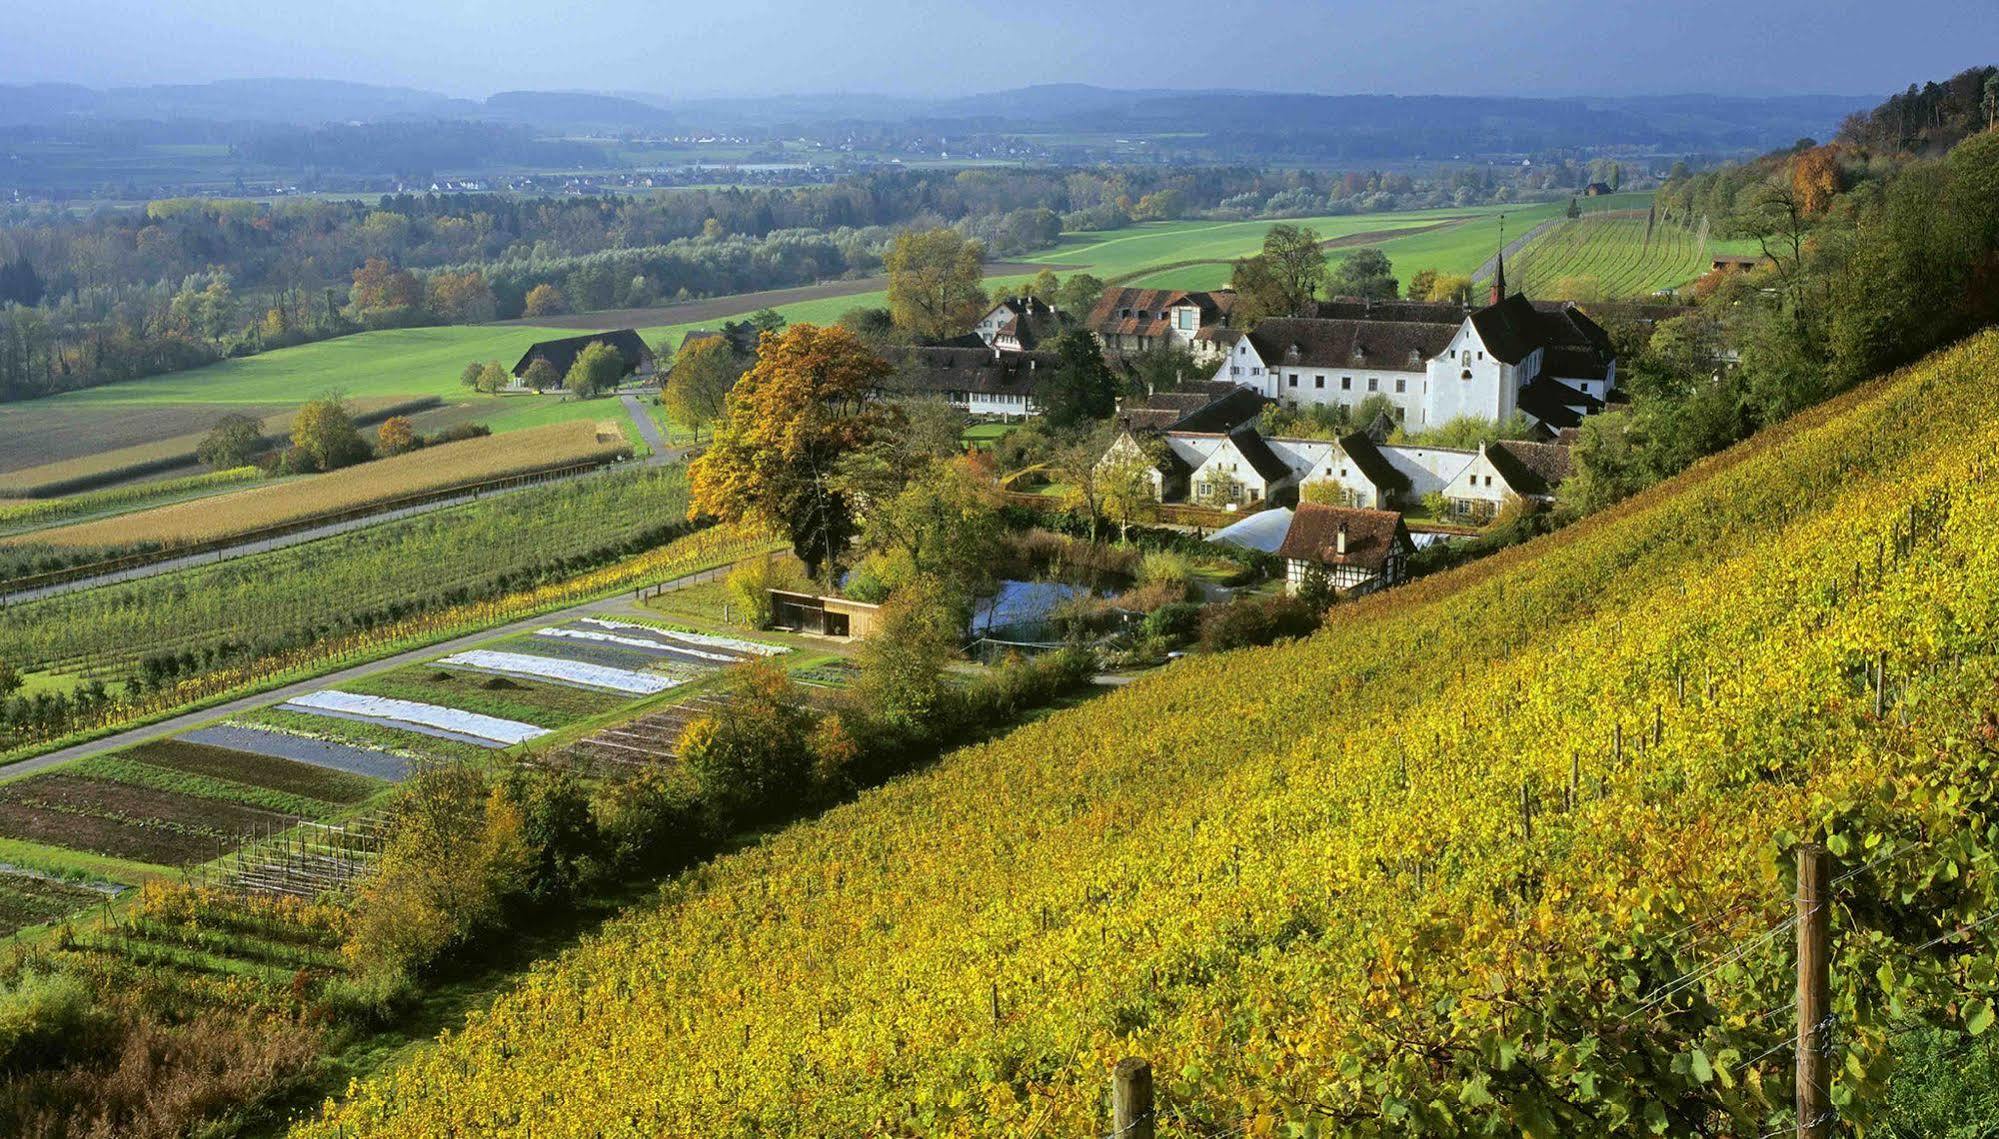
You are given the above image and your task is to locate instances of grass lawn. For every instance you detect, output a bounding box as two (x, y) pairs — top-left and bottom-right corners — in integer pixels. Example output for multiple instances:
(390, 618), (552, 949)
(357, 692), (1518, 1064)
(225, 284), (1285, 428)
(961, 422), (1016, 447)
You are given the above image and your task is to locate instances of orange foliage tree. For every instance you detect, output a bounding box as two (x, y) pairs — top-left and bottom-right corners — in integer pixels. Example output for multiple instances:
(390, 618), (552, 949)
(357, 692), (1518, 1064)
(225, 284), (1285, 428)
(1791, 146), (1843, 216)
(687, 324), (894, 578)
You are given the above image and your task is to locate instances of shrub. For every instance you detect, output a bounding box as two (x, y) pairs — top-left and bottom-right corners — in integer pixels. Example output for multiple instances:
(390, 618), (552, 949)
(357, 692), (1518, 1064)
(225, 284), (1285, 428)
(724, 556), (810, 628)
(678, 661), (818, 826)
(502, 766), (602, 906)
(592, 767), (711, 874)
(1197, 593), (1321, 652)
(0, 968), (99, 1072)
(1142, 601), (1204, 645)
(850, 577), (961, 741)
(1136, 550), (1197, 597)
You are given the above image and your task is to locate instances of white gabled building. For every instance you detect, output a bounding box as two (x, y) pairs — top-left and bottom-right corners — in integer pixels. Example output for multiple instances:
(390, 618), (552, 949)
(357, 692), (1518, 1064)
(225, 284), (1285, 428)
(973, 296), (1057, 352)
(1209, 291), (1619, 438)
(886, 346), (1057, 418)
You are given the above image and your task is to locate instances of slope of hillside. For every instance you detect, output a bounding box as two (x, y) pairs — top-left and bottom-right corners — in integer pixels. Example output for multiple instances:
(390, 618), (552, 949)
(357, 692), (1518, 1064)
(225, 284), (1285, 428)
(304, 331), (1999, 1135)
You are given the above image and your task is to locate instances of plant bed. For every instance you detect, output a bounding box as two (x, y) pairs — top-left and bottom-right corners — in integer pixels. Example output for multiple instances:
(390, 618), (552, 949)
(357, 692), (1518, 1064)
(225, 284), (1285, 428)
(340, 667), (630, 726)
(0, 774), (289, 867)
(121, 738), (384, 803)
(0, 870), (115, 936)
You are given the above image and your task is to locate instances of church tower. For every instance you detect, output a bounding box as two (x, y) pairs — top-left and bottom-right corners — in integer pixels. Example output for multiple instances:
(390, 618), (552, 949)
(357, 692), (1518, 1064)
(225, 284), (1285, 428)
(1490, 245), (1506, 305)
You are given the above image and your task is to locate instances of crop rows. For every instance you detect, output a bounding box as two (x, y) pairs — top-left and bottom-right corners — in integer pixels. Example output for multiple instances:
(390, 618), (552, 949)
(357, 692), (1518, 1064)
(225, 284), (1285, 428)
(1514, 210), (1711, 298)
(302, 332), (1999, 1136)
(6, 419), (629, 555)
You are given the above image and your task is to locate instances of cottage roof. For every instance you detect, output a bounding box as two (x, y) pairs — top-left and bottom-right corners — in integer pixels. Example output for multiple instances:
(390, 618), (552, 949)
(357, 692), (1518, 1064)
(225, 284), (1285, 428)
(1307, 299), (1473, 324)
(895, 346), (1060, 397)
(1275, 502), (1410, 573)
(1487, 440), (1573, 497)
(1335, 431), (1413, 494)
(1120, 382), (1266, 434)
(1515, 376), (1604, 431)
(1087, 287), (1236, 340)
(1226, 426), (1294, 484)
(512, 329), (653, 378)
(1244, 316), (1457, 374)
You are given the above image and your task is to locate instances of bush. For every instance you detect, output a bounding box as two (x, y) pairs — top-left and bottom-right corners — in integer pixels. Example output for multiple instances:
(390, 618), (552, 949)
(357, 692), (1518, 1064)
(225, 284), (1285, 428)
(592, 767), (712, 874)
(724, 556), (810, 628)
(0, 968), (99, 1071)
(1197, 594), (1321, 652)
(1142, 601), (1204, 645)
(1136, 550), (1197, 598)
(678, 661), (819, 826)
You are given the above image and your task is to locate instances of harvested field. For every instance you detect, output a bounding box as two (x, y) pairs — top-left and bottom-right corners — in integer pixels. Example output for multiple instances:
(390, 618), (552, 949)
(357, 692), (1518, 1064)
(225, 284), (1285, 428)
(9, 419), (629, 552)
(179, 725), (409, 782)
(0, 773), (288, 866)
(121, 738), (383, 803)
(0, 871), (114, 936)
(0, 402), (284, 475)
(0, 395), (440, 498)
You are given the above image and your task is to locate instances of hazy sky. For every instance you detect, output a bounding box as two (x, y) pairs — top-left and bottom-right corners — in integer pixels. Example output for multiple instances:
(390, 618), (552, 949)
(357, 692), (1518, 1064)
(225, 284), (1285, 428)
(5, 0), (1992, 99)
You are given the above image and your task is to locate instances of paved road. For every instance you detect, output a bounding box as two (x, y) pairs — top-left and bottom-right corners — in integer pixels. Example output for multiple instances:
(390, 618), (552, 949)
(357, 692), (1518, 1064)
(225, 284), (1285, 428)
(2, 397), (680, 606)
(5, 584), (688, 777)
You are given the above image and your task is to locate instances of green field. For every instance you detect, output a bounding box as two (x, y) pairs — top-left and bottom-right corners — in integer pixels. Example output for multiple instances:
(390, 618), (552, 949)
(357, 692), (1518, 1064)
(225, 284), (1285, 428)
(1506, 208), (1760, 298)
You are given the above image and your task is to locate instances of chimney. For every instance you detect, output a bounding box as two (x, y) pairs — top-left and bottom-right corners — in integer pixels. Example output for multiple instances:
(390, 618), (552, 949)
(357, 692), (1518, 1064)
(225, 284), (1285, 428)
(1335, 523), (1348, 557)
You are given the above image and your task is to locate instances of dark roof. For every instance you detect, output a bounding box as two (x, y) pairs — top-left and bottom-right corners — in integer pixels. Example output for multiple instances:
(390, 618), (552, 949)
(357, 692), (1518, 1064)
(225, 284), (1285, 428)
(1227, 426), (1293, 484)
(1584, 182), (1613, 195)
(1244, 317), (1457, 374)
(1467, 295), (1544, 364)
(1307, 299), (1472, 324)
(894, 346), (1060, 397)
(1516, 376), (1604, 431)
(1488, 440), (1573, 497)
(1120, 382), (1266, 434)
(1467, 295), (1616, 375)
(513, 329), (652, 378)
(1275, 503), (1411, 573)
(990, 295), (1054, 319)
(1336, 432), (1411, 495)
(680, 329), (723, 349)
(1087, 288), (1236, 341)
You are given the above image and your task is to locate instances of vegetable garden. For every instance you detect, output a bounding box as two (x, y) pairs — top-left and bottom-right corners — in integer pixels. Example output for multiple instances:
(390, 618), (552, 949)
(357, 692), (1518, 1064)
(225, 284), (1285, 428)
(300, 330), (1999, 1136)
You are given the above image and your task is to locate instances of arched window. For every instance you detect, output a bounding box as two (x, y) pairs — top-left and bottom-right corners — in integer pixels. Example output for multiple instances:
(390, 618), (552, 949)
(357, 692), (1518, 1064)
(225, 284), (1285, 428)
(1461, 368), (1473, 381)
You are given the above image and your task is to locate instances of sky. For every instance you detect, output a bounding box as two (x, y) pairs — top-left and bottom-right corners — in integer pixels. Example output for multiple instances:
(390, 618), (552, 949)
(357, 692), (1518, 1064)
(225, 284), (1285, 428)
(3, 0), (1992, 100)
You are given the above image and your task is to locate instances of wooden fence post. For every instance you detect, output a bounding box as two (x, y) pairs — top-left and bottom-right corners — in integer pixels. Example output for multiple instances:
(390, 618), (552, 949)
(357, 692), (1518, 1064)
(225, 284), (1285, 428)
(1113, 1057), (1154, 1139)
(1796, 842), (1832, 1139)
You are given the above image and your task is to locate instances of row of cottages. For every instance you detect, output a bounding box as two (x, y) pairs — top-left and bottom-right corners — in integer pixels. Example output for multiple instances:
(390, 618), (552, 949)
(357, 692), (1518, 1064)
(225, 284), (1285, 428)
(510, 329), (655, 389)
(1208, 291), (1617, 438)
(880, 346), (1060, 418)
(1106, 413), (1572, 520)
(1086, 288), (1238, 362)
(1274, 502), (1416, 595)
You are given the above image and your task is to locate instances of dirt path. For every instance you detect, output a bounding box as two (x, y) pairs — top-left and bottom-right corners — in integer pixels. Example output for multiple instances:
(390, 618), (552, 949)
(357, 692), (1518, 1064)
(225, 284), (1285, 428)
(506, 261), (1058, 332)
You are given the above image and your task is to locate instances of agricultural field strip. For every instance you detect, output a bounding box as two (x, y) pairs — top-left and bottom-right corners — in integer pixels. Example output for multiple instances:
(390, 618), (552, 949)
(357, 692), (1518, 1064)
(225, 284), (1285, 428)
(438, 649), (683, 695)
(10, 420), (628, 553)
(178, 726), (409, 783)
(282, 691), (551, 747)
(0, 773), (290, 868)
(536, 627), (740, 664)
(577, 617), (789, 657)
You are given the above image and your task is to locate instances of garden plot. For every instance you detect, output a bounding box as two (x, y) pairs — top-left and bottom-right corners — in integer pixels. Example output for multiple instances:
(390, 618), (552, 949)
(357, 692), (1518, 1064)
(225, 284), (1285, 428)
(0, 869), (119, 937)
(437, 649), (683, 696)
(575, 618), (790, 658)
(180, 724), (409, 781)
(123, 738), (383, 804)
(282, 691), (551, 749)
(550, 695), (733, 777)
(0, 773), (289, 867)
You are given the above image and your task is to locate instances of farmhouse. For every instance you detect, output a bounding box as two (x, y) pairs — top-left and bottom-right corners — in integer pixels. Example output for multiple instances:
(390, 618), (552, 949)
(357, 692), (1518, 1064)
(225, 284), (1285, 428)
(973, 296), (1058, 352)
(512, 329), (655, 388)
(768, 590), (882, 639)
(1209, 291), (1618, 436)
(884, 346), (1058, 418)
(1087, 287), (1237, 359)
(1583, 182), (1615, 197)
(1275, 502), (1414, 595)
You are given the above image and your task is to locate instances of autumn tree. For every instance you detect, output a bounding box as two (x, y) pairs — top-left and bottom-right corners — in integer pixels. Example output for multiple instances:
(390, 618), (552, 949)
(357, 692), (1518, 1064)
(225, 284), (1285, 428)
(687, 323), (894, 578)
(348, 257), (423, 326)
(846, 454), (1004, 605)
(564, 340), (626, 398)
(476, 360), (511, 393)
(377, 415), (417, 456)
(1791, 146), (1843, 216)
(426, 270), (496, 323)
(1406, 269), (1439, 301)
(662, 335), (743, 439)
(850, 574), (963, 739)
(885, 228), (987, 340)
(1425, 274), (1475, 304)
(523, 283), (569, 317)
(196, 413), (265, 470)
(1027, 268), (1061, 301)
(1098, 441), (1160, 543)
(521, 357), (561, 393)
(677, 661), (818, 826)
(291, 396), (370, 471)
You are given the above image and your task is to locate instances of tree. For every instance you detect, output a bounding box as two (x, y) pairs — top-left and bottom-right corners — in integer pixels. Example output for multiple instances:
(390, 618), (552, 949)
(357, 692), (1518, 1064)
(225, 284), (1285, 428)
(1426, 274), (1475, 304)
(1328, 248), (1398, 300)
(677, 661), (818, 826)
(836, 307), (899, 351)
(1125, 346), (1202, 396)
(476, 360), (511, 394)
(521, 357), (561, 393)
(850, 575), (962, 738)
(1036, 330), (1120, 429)
(459, 360), (485, 389)
(377, 415), (417, 456)
(1230, 223), (1327, 323)
(564, 341), (626, 398)
(0, 659), (20, 700)
(291, 396), (369, 472)
(1098, 442), (1159, 543)
(885, 228), (987, 340)
(1985, 73), (1999, 131)
(1406, 269), (1439, 301)
(1027, 268), (1061, 301)
(1056, 273), (1107, 322)
(426, 270), (496, 323)
(348, 257), (422, 326)
(847, 455), (1004, 605)
(662, 336), (742, 439)
(196, 413), (265, 470)
(523, 283), (569, 317)
(687, 324), (894, 578)
(749, 308), (787, 336)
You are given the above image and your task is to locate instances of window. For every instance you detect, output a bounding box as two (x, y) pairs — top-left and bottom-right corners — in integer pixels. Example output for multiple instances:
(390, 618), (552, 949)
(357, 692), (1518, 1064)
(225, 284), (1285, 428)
(1393, 407), (1405, 422)
(1314, 376), (1325, 389)
(1288, 374), (1298, 388)
(1394, 378), (1406, 393)
(1461, 369), (1473, 380)
(1484, 475), (1493, 487)
(1341, 376), (1353, 391)
(1367, 377), (1379, 392)
(1177, 309), (1194, 330)
(1230, 365), (1241, 377)
(1477, 351), (1484, 361)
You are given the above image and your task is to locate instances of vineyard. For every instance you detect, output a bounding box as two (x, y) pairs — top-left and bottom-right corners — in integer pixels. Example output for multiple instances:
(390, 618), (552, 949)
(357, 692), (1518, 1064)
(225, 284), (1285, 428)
(303, 330), (1999, 1136)
(1, 419), (630, 555)
(1510, 209), (1712, 299)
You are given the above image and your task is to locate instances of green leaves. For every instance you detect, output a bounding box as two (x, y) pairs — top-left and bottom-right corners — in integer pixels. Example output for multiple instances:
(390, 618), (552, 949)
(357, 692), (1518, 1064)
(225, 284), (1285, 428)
(1964, 998), (1994, 1035)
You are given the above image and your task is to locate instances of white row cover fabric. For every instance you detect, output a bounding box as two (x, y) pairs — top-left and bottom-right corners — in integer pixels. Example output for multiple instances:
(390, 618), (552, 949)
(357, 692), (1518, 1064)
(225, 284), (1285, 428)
(578, 617), (789, 657)
(539, 626), (739, 663)
(441, 648), (682, 695)
(287, 690), (551, 745)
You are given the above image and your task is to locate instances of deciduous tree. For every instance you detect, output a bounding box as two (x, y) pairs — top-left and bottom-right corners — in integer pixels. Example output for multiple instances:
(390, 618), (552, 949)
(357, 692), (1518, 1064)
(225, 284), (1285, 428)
(564, 341), (625, 398)
(662, 336), (742, 439)
(1035, 330), (1120, 429)
(196, 412), (265, 470)
(886, 228), (987, 340)
(522, 283), (569, 317)
(376, 415), (417, 456)
(688, 324), (894, 577)
(1328, 247), (1398, 300)
(291, 396), (369, 472)
(521, 357), (560, 393)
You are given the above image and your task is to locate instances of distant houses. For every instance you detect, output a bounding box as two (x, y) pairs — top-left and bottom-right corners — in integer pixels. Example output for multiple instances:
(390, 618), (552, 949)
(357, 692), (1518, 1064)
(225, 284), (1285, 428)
(973, 296), (1059, 352)
(511, 329), (655, 389)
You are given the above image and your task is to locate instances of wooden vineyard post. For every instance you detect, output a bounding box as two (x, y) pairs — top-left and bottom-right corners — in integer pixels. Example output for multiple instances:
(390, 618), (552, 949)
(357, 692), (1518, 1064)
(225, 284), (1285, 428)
(1796, 843), (1831, 1139)
(1112, 1057), (1154, 1139)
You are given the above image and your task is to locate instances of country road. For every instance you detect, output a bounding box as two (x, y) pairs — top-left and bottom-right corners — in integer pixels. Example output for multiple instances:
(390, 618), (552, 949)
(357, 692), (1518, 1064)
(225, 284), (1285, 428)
(1, 395), (681, 606)
(3, 570), (730, 778)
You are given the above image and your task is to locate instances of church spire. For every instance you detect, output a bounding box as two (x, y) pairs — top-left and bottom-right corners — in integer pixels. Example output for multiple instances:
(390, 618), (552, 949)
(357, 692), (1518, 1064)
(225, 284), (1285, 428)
(1490, 215), (1507, 304)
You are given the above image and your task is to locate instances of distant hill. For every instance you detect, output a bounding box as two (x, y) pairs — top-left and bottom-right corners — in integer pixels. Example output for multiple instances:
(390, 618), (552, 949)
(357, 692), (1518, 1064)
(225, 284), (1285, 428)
(482, 91), (677, 131)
